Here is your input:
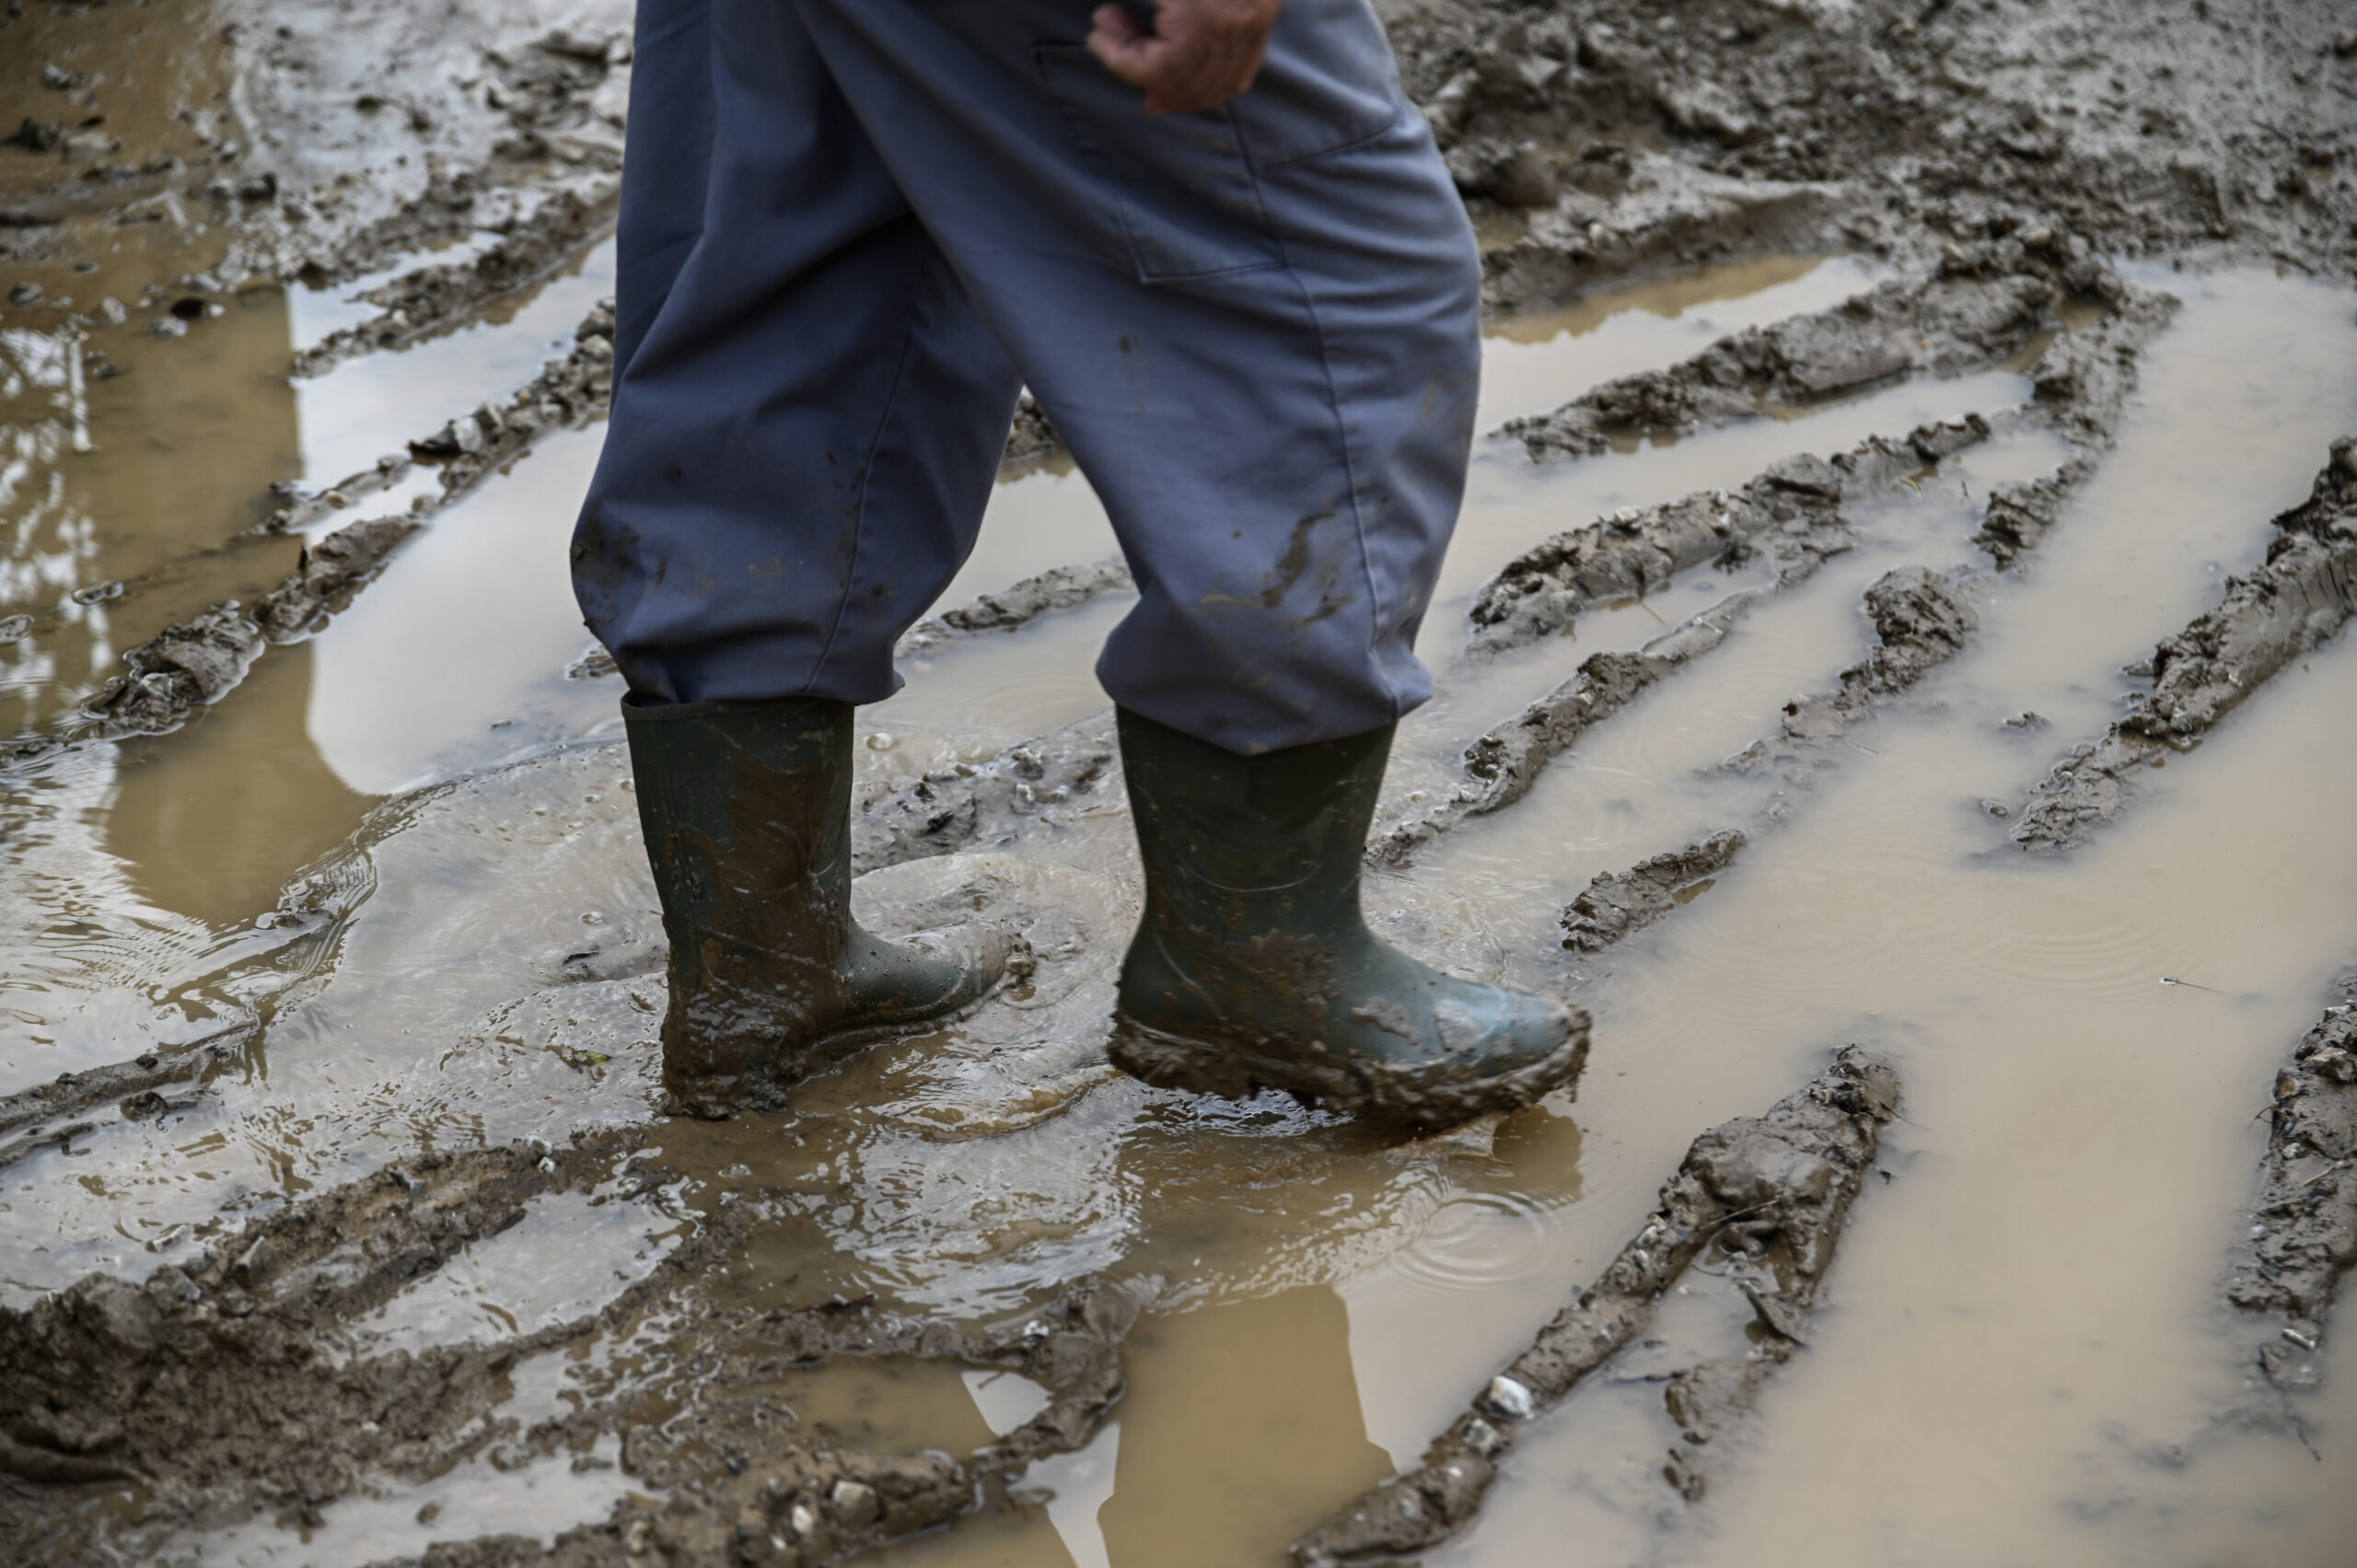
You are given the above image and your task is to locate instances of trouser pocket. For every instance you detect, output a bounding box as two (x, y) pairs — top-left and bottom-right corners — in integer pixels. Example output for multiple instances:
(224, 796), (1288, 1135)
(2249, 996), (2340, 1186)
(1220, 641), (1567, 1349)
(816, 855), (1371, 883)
(1031, 0), (1411, 285)
(1034, 42), (1283, 282)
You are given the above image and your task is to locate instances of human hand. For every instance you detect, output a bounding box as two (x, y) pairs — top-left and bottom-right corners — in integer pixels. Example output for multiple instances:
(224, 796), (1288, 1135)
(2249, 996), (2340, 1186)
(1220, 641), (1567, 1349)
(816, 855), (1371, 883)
(1086, 0), (1285, 115)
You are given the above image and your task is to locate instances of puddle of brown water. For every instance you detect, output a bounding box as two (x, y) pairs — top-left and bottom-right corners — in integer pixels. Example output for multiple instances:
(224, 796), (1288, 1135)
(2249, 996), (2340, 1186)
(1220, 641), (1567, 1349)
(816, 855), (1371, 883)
(1394, 267), (2357, 1565)
(873, 1287), (1396, 1568)
(0, 285), (303, 737)
(104, 640), (370, 927)
(728, 1356), (1012, 1458)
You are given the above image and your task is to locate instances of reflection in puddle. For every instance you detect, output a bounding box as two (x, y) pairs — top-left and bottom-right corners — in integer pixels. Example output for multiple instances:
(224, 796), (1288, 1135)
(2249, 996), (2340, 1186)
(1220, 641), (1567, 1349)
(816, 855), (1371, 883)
(353, 1190), (682, 1354)
(106, 641), (373, 927)
(305, 423), (615, 796)
(291, 238), (617, 490)
(178, 1433), (636, 1568)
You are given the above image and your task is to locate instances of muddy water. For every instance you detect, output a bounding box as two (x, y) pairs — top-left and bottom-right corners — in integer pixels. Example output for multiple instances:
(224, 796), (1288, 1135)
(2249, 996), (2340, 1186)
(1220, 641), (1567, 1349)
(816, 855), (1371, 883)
(9, 250), (2357, 1567)
(870, 272), (2357, 1566)
(1395, 267), (2357, 1565)
(0, 286), (303, 737)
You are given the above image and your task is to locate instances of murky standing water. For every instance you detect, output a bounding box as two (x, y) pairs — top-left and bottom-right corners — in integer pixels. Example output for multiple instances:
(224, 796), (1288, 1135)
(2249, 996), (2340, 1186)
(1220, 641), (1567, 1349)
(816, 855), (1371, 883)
(4, 222), (2354, 1568)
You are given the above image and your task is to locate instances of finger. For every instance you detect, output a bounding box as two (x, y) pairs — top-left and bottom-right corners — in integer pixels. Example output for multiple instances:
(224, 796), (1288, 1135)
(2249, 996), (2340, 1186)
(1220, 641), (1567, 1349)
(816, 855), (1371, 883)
(1086, 6), (1155, 80)
(1143, 52), (1260, 115)
(1089, 29), (1169, 87)
(1088, 4), (1143, 46)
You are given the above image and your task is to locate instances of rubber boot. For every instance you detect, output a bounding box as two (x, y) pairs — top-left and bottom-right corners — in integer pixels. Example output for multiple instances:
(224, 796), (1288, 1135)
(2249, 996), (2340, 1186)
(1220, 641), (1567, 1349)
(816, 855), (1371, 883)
(622, 694), (1010, 1117)
(1109, 709), (1588, 1131)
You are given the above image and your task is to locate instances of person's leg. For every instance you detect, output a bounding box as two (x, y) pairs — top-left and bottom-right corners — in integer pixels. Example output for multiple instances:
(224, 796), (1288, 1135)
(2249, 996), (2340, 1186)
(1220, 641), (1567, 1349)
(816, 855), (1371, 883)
(574, 0), (1022, 1115)
(793, 0), (1474, 752)
(575, 0), (1023, 708)
(792, 0), (1585, 1123)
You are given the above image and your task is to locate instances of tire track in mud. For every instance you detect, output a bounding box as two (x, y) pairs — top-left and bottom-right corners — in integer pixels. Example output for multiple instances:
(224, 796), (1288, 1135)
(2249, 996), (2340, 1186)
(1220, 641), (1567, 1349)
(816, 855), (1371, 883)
(1290, 1048), (1899, 1566)
(0, 1133), (1161, 1566)
(1368, 287), (2176, 872)
(1498, 238), (2109, 462)
(841, 282), (2176, 887)
(1541, 559), (1981, 955)
(1383, 457), (2357, 1562)
(6, 279), (2294, 1568)
(819, 421), (2357, 1568)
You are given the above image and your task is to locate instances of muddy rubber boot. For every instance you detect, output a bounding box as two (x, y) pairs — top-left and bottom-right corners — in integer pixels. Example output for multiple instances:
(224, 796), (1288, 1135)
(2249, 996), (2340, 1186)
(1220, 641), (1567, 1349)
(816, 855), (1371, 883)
(1109, 709), (1588, 1131)
(623, 694), (1011, 1117)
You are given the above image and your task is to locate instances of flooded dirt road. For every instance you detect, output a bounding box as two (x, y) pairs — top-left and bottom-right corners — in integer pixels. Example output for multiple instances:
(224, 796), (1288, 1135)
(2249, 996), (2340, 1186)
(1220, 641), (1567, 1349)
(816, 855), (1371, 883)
(4, 1), (2356, 1564)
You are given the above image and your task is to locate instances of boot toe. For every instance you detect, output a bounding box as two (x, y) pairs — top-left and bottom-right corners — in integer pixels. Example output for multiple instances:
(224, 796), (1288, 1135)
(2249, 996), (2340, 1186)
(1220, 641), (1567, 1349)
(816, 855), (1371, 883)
(840, 921), (1021, 1034)
(1365, 991), (1589, 1129)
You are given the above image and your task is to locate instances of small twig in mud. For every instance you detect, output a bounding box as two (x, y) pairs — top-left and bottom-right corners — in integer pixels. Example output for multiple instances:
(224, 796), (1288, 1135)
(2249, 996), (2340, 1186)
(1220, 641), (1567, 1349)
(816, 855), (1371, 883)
(2159, 976), (2231, 995)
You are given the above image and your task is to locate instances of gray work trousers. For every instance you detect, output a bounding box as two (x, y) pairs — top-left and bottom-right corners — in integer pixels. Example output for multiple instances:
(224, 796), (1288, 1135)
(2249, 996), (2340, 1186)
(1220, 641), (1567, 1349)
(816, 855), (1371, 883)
(570, 0), (1482, 753)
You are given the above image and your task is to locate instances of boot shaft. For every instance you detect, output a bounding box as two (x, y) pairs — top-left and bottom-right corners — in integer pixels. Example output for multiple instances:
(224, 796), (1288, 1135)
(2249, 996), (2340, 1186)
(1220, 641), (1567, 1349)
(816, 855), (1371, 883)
(1115, 707), (1392, 935)
(622, 694), (856, 1028)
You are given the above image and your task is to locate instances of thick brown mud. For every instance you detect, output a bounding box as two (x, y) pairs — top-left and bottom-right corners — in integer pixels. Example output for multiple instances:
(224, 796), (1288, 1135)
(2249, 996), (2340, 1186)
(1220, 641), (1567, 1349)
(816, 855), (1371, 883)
(6, 1), (2357, 1564)
(2231, 983), (2357, 1403)
(0, 1133), (1155, 1567)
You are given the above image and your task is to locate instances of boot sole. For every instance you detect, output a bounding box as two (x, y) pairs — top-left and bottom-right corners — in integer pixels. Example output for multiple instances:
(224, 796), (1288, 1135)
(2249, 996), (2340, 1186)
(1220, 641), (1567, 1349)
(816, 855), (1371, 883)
(1108, 1008), (1591, 1132)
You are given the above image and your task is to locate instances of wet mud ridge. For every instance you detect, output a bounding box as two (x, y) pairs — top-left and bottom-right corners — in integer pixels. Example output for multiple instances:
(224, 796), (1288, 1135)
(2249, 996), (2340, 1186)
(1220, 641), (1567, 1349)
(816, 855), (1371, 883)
(2013, 436), (2357, 846)
(0, 1135), (1159, 1566)
(1293, 1048), (1898, 1564)
(2229, 983), (2357, 1410)
(1498, 253), (2098, 461)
